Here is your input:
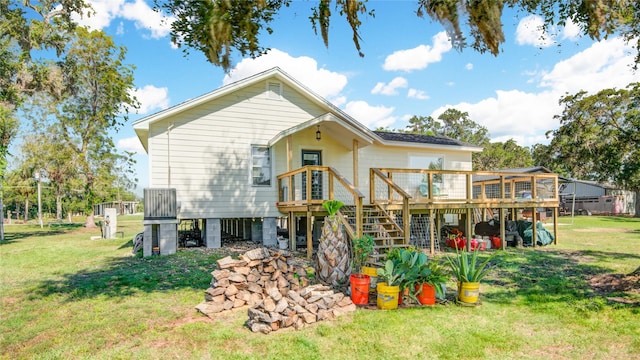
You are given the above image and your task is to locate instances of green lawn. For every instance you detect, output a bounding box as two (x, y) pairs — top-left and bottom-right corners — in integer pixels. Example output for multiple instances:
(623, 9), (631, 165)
(1, 215), (639, 359)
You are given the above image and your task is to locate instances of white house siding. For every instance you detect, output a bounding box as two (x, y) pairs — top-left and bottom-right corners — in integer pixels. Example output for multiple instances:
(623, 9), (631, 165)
(148, 80), (327, 219)
(358, 144), (473, 202)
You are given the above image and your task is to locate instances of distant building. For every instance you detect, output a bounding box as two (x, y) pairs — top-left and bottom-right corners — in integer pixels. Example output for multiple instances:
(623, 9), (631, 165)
(94, 201), (140, 216)
(559, 180), (636, 216)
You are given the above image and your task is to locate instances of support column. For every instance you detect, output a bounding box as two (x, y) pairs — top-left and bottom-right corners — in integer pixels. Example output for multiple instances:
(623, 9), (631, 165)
(251, 219), (262, 243)
(289, 213), (296, 251)
(143, 224), (153, 257)
(553, 207), (558, 245)
(262, 217), (277, 247)
(429, 209), (435, 254)
(243, 219), (252, 240)
(499, 208), (506, 250)
(205, 218), (221, 248)
(159, 222), (178, 255)
(306, 211), (313, 259)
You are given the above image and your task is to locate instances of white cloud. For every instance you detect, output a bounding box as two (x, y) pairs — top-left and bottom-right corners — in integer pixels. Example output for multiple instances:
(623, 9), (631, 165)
(344, 101), (396, 128)
(515, 15), (555, 48)
(465, 63), (473, 70)
(117, 136), (145, 154)
(223, 49), (348, 100)
(132, 85), (170, 114)
(72, 0), (124, 29)
(538, 37), (637, 94)
(561, 19), (581, 41)
(430, 36), (640, 147)
(407, 89), (429, 100)
(73, 0), (173, 39)
(371, 77), (408, 96)
(120, 0), (174, 39)
(383, 31), (452, 72)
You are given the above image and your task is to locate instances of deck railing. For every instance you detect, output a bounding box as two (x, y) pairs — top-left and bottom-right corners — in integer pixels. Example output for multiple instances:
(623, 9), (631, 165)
(277, 166), (365, 234)
(372, 168), (559, 207)
(143, 188), (177, 220)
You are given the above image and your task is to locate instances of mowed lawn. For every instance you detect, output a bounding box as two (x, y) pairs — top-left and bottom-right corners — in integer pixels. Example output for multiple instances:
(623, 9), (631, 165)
(1, 215), (639, 359)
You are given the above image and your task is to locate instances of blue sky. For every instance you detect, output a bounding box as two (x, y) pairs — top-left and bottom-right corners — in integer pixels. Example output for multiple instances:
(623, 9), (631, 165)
(64, 1), (640, 194)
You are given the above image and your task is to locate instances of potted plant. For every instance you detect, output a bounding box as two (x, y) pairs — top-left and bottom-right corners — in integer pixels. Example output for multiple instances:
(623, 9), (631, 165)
(349, 234), (375, 305)
(393, 248), (427, 305)
(385, 246), (417, 304)
(376, 259), (403, 310)
(414, 261), (449, 305)
(445, 245), (495, 304)
(394, 248), (448, 305)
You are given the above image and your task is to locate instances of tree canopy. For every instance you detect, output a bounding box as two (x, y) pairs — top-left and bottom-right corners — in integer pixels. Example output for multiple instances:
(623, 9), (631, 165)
(154, 0), (640, 72)
(546, 82), (640, 214)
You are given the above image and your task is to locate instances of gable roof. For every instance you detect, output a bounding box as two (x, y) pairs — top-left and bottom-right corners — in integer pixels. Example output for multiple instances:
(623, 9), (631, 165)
(133, 67), (482, 153)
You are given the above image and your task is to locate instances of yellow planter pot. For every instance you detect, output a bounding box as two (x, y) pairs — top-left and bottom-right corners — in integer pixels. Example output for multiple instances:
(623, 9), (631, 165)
(362, 266), (378, 292)
(376, 282), (400, 310)
(458, 282), (480, 304)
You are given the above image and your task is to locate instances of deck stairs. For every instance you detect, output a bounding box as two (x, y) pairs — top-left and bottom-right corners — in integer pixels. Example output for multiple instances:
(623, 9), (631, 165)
(339, 204), (410, 264)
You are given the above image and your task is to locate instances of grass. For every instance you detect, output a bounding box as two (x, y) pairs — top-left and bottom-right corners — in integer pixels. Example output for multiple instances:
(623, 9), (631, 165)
(1, 215), (639, 359)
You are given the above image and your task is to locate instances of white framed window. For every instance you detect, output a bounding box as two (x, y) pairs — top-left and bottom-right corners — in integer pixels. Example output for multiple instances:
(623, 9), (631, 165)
(251, 145), (271, 186)
(266, 81), (282, 100)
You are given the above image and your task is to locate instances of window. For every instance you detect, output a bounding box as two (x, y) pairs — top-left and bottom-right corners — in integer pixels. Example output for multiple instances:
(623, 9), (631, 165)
(409, 155), (444, 183)
(251, 146), (271, 186)
(266, 81), (282, 100)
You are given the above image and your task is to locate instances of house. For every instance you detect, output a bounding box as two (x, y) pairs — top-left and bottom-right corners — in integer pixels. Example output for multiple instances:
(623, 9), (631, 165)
(133, 67), (559, 257)
(559, 179), (636, 215)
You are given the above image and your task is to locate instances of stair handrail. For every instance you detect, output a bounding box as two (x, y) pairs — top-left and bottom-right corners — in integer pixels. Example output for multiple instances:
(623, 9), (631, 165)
(370, 168), (411, 244)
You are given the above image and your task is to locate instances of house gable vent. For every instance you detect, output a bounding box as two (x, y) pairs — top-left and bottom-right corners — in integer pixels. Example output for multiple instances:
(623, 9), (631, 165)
(266, 81), (282, 100)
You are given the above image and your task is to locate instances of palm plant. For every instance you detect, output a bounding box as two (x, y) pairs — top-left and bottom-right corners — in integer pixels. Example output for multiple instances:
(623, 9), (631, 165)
(316, 200), (350, 286)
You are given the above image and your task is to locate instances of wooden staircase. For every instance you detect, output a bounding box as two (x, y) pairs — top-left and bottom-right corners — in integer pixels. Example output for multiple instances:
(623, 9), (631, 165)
(339, 204), (409, 264)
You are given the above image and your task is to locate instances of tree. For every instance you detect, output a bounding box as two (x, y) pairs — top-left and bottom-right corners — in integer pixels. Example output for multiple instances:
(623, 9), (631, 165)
(436, 108), (490, 146)
(405, 115), (436, 135)
(546, 82), (640, 216)
(0, 0), (89, 238)
(28, 27), (139, 228)
(404, 109), (490, 146)
(155, 0), (640, 72)
(473, 139), (533, 171)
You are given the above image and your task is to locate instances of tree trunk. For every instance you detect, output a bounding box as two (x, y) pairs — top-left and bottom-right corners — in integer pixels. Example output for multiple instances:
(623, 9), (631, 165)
(634, 190), (640, 218)
(84, 213), (96, 228)
(56, 194), (62, 220)
(0, 195), (4, 241)
(24, 198), (29, 222)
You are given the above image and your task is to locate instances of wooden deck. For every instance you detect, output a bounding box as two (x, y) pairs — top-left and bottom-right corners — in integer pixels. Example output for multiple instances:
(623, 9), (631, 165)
(277, 166), (560, 258)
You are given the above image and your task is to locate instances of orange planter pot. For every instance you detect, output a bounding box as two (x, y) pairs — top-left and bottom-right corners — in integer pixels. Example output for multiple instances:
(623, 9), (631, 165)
(415, 283), (436, 305)
(350, 274), (371, 305)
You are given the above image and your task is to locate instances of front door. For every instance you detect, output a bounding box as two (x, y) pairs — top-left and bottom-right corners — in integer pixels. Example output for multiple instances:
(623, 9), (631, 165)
(302, 150), (322, 200)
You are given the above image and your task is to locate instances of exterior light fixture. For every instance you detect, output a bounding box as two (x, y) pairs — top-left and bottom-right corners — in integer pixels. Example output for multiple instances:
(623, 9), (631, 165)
(316, 125), (321, 141)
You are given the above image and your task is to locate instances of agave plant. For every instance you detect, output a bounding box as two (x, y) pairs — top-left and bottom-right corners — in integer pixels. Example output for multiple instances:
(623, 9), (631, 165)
(445, 245), (495, 283)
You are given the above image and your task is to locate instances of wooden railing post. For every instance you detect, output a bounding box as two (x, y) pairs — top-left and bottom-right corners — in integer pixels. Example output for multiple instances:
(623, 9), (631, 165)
(328, 172), (334, 200)
(356, 196), (363, 237)
(369, 169), (375, 204)
(403, 197), (410, 244)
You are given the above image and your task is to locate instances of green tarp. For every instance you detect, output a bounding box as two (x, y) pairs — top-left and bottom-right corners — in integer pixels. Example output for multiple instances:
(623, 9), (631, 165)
(516, 220), (554, 246)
